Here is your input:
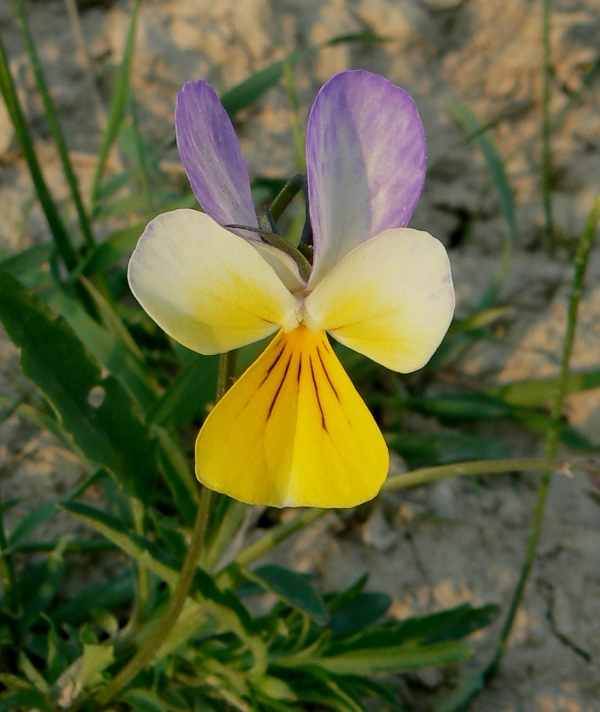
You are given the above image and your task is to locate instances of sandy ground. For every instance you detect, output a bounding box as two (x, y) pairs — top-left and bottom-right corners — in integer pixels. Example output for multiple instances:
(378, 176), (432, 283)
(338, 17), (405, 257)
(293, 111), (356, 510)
(1, 0), (600, 710)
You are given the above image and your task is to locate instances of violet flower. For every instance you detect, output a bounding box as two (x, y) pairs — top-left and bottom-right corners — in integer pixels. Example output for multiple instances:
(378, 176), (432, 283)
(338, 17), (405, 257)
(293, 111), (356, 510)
(128, 70), (454, 508)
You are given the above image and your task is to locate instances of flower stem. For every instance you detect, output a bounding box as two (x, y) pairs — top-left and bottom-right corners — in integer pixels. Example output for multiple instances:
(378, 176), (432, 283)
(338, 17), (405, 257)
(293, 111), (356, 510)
(93, 488), (213, 708)
(489, 196), (600, 675)
(93, 351), (238, 707)
(216, 349), (237, 400)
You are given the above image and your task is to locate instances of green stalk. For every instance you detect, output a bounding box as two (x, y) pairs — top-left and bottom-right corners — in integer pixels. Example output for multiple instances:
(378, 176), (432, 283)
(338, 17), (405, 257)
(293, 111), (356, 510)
(0, 31), (78, 271)
(9, 0), (95, 249)
(269, 173), (307, 223)
(93, 351), (237, 707)
(490, 196), (600, 675)
(541, 0), (554, 254)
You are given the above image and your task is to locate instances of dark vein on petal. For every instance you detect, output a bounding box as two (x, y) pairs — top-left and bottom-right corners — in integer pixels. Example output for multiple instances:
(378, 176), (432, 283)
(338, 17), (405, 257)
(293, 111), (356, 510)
(310, 356), (327, 432)
(267, 354), (292, 419)
(259, 342), (286, 387)
(316, 346), (340, 402)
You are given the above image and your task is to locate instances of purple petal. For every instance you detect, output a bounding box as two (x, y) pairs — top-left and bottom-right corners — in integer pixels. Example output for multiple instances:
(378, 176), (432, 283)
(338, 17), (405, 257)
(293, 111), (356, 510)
(306, 70), (427, 286)
(176, 80), (258, 229)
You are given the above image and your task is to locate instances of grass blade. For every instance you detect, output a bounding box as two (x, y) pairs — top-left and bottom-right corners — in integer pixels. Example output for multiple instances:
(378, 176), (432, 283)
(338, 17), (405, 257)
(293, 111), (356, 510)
(91, 0), (142, 207)
(448, 101), (516, 309)
(0, 32), (78, 270)
(9, 0), (95, 249)
(221, 32), (387, 118)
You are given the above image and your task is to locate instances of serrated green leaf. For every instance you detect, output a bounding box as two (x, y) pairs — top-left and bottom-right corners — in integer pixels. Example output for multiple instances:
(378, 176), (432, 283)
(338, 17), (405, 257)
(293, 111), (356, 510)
(61, 501), (267, 673)
(243, 564), (328, 625)
(0, 272), (157, 501)
(309, 640), (472, 674)
(326, 603), (499, 658)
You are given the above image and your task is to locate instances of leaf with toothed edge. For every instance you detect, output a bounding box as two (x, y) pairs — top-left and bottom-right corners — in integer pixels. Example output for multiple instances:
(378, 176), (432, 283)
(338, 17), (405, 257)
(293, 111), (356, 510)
(0, 271), (157, 502)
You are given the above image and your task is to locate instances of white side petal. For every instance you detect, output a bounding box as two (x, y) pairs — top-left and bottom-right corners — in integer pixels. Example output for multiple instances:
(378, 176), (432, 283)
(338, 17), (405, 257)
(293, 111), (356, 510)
(128, 209), (300, 354)
(304, 228), (454, 373)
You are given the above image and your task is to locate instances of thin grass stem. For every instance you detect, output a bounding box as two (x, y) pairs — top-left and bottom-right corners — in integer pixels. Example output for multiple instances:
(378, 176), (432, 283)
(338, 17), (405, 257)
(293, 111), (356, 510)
(541, 0), (554, 254)
(489, 196), (600, 675)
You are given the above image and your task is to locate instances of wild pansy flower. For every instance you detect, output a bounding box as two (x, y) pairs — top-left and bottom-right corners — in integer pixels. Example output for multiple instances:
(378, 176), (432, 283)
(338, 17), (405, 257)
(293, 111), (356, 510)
(128, 70), (454, 508)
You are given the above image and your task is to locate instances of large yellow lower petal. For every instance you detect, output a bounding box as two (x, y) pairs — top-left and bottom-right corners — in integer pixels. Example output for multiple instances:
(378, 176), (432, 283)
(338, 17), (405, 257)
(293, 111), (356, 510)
(195, 326), (389, 508)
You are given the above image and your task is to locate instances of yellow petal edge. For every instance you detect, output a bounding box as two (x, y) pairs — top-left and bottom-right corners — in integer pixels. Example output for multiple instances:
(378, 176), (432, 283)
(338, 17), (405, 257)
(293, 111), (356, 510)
(195, 326), (389, 508)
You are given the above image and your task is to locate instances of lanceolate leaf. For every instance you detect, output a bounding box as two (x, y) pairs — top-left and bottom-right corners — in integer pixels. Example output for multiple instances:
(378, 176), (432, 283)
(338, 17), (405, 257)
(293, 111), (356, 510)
(0, 272), (157, 502)
(242, 564), (329, 625)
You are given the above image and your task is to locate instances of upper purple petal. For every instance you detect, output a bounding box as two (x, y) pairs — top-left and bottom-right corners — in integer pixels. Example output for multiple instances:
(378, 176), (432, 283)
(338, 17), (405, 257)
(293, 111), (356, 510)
(175, 80), (258, 229)
(305, 70), (427, 286)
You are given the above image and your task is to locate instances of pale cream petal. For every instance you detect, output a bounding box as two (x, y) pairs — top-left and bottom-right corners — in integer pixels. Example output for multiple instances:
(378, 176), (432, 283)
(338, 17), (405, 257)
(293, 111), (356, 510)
(304, 228), (454, 373)
(128, 209), (300, 354)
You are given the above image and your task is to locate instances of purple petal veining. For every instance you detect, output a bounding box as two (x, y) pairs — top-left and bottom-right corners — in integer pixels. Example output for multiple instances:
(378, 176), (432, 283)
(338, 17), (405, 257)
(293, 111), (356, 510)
(306, 70), (427, 285)
(176, 80), (258, 229)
